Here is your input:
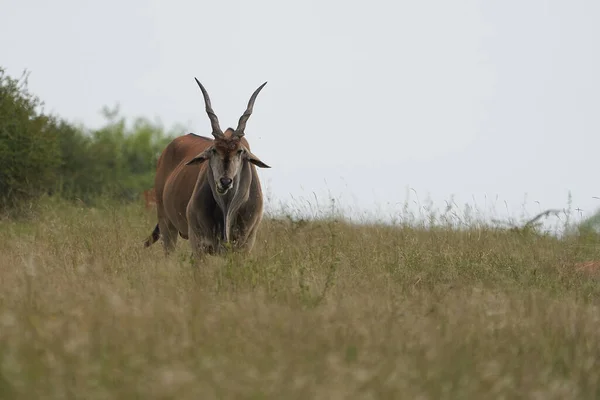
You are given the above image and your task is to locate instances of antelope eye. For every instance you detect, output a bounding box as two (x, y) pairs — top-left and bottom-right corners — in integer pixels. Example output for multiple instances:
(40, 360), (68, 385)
(237, 149), (244, 155)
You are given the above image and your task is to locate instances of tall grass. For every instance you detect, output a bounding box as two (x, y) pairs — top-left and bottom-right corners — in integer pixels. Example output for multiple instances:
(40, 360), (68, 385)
(0, 197), (599, 399)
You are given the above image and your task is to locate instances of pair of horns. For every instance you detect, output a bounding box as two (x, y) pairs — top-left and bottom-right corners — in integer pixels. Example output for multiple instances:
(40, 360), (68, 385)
(194, 78), (267, 140)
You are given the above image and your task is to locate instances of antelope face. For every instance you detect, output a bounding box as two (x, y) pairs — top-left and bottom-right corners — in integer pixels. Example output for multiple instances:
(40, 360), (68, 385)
(187, 136), (270, 196)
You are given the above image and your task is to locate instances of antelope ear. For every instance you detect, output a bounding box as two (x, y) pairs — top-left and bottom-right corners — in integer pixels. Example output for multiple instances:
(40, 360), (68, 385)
(186, 147), (213, 165)
(245, 149), (271, 168)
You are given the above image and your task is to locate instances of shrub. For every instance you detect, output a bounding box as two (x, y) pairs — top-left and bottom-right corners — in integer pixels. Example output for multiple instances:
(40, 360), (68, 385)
(0, 68), (61, 209)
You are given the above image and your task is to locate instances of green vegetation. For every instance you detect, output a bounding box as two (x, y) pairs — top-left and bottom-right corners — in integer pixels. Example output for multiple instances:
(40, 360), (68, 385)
(0, 67), (180, 210)
(0, 68), (61, 208)
(2, 66), (600, 398)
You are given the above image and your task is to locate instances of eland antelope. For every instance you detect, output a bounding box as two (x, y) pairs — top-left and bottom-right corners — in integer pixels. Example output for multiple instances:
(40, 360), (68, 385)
(143, 78), (270, 258)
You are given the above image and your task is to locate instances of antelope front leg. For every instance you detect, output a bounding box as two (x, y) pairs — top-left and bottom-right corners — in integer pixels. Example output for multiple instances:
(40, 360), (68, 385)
(189, 230), (218, 262)
(231, 225), (259, 255)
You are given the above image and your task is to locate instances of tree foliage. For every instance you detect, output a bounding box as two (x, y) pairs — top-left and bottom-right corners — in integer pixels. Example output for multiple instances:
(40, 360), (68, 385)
(0, 67), (181, 210)
(0, 68), (62, 208)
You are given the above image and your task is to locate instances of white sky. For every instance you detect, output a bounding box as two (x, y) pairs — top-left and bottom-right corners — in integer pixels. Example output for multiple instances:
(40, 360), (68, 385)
(2, 0), (599, 227)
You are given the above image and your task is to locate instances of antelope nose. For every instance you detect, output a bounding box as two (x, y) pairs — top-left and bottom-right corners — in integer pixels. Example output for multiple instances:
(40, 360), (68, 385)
(220, 177), (233, 187)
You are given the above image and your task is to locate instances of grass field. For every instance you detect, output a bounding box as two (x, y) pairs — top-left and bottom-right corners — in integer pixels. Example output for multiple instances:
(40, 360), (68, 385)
(1, 198), (600, 399)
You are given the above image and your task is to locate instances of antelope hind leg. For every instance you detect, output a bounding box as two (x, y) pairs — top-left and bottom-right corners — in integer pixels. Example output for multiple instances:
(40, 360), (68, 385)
(159, 219), (179, 256)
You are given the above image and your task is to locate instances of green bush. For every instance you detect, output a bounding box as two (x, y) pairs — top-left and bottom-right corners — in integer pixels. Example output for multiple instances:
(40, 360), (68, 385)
(81, 106), (178, 202)
(0, 68), (61, 209)
(0, 66), (181, 210)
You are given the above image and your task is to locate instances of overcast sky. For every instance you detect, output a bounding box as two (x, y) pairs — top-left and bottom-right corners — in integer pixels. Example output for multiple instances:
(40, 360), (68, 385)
(2, 0), (599, 227)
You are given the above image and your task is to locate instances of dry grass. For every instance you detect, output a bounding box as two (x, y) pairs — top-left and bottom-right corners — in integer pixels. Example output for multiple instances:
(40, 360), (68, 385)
(1, 198), (600, 399)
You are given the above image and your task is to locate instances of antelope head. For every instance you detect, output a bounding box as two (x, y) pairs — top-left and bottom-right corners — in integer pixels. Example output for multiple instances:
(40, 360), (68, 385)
(186, 78), (270, 196)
